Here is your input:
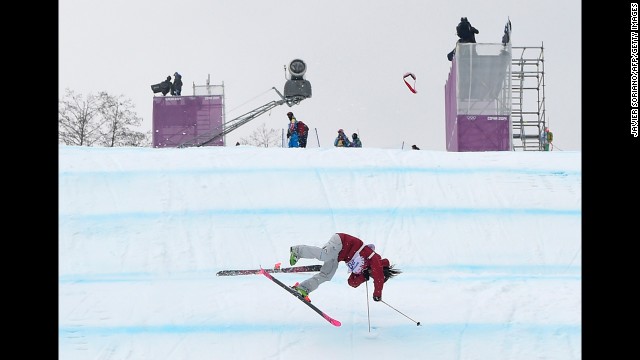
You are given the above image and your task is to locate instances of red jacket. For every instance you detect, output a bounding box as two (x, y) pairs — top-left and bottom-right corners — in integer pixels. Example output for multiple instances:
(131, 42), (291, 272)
(337, 233), (390, 298)
(297, 121), (308, 136)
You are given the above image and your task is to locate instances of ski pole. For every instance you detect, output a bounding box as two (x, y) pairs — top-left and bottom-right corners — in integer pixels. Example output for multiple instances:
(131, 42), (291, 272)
(380, 300), (421, 326)
(365, 281), (371, 332)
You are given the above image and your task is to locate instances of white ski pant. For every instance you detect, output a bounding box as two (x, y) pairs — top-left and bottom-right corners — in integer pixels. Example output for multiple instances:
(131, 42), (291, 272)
(294, 233), (343, 293)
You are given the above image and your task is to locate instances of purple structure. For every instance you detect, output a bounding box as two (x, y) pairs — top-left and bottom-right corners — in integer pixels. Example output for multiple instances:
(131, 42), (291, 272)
(152, 95), (224, 148)
(445, 43), (512, 151)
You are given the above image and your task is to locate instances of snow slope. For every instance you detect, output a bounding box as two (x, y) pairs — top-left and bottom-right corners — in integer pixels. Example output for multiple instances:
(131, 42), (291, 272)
(59, 146), (581, 359)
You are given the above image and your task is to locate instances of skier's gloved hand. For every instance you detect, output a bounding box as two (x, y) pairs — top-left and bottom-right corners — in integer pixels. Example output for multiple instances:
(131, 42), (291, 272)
(362, 268), (370, 281)
(373, 296), (381, 302)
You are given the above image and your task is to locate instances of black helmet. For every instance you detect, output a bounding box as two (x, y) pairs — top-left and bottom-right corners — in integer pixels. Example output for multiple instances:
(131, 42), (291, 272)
(352, 133), (358, 138)
(287, 112), (294, 118)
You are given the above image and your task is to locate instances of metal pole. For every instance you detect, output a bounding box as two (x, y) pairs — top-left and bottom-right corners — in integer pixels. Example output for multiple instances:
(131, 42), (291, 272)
(380, 300), (421, 326)
(314, 128), (320, 147)
(365, 281), (371, 332)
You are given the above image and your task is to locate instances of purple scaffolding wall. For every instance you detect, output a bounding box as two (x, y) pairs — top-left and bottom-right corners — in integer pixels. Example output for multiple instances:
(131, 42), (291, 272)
(152, 96), (224, 148)
(452, 115), (511, 151)
(445, 58), (459, 151)
(444, 43), (512, 152)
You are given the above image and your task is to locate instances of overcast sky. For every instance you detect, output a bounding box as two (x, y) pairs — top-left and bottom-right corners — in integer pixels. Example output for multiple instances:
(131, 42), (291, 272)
(59, 0), (581, 150)
(59, 145), (581, 359)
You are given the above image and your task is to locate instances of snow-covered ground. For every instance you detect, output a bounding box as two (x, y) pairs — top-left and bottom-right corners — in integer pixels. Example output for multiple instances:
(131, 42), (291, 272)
(59, 145), (581, 359)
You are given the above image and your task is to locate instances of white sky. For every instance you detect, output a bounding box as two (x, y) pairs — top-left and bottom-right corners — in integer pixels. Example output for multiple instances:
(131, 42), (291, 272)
(58, 0), (581, 151)
(59, 145), (582, 359)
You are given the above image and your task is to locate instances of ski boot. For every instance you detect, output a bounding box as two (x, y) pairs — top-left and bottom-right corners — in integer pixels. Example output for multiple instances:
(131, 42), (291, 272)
(292, 282), (311, 302)
(289, 247), (299, 266)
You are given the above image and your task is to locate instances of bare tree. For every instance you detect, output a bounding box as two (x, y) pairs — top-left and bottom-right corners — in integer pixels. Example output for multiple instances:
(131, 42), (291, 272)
(240, 123), (281, 148)
(97, 92), (147, 147)
(58, 89), (103, 146)
(59, 89), (150, 147)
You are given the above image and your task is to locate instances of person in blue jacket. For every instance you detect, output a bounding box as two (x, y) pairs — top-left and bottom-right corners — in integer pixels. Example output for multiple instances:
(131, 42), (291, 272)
(334, 129), (351, 147)
(287, 114), (300, 148)
(351, 133), (362, 147)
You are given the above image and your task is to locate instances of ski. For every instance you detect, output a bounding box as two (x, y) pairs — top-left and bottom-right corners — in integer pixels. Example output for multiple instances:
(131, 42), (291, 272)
(259, 268), (341, 327)
(216, 265), (321, 277)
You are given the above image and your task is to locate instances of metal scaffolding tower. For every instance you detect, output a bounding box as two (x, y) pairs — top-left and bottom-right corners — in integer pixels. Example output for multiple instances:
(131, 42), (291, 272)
(511, 44), (547, 151)
(191, 74), (226, 144)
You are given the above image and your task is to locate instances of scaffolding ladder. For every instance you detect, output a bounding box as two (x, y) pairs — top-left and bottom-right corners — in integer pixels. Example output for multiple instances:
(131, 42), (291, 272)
(511, 44), (547, 151)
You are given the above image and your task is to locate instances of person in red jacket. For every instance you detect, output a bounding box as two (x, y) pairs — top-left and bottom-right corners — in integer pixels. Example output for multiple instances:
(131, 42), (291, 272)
(289, 233), (401, 302)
